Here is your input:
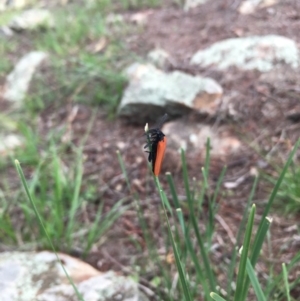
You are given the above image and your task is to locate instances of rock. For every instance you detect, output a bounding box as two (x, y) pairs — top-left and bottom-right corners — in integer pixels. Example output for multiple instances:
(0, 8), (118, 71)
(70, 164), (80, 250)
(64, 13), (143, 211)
(184, 0), (208, 11)
(118, 63), (223, 123)
(190, 35), (300, 72)
(162, 121), (241, 159)
(0, 26), (14, 37)
(0, 251), (148, 301)
(4, 51), (48, 104)
(147, 49), (171, 69)
(156, 120), (241, 175)
(0, 134), (23, 155)
(8, 9), (55, 31)
(0, 0), (35, 11)
(238, 0), (278, 15)
(129, 10), (153, 26)
(38, 272), (145, 301)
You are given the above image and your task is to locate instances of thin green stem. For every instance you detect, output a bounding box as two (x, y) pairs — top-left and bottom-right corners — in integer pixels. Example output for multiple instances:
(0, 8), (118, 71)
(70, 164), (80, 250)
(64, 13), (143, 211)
(15, 160), (84, 301)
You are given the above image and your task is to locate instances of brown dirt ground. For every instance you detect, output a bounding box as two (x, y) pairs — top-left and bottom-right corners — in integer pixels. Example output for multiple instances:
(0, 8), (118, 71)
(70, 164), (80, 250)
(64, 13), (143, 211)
(37, 1), (300, 299)
(2, 0), (300, 300)
(44, 0), (300, 299)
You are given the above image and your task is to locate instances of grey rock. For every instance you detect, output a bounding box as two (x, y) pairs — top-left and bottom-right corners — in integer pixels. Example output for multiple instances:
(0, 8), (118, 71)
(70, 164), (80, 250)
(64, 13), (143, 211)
(0, 134), (23, 155)
(129, 11), (153, 26)
(118, 63), (223, 123)
(162, 121), (241, 158)
(8, 9), (55, 31)
(190, 35), (300, 72)
(238, 0), (278, 15)
(38, 272), (142, 301)
(0, 0), (35, 11)
(157, 119), (242, 174)
(4, 51), (48, 104)
(0, 251), (147, 301)
(0, 26), (14, 36)
(147, 49), (171, 69)
(184, 0), (208, 11)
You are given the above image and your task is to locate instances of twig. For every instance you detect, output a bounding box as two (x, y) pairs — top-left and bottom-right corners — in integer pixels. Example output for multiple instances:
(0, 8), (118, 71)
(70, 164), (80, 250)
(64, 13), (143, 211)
(215, 214), (236, 245)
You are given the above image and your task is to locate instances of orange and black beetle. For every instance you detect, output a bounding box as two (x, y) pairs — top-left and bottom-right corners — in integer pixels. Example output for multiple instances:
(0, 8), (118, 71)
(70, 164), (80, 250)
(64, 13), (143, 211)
(144, 114), (167, 176)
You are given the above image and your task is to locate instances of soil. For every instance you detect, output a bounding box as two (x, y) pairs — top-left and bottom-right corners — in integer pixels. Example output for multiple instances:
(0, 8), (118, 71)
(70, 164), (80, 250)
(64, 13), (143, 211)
(2, 0), (300, 300)
(45, 0), (300, 298)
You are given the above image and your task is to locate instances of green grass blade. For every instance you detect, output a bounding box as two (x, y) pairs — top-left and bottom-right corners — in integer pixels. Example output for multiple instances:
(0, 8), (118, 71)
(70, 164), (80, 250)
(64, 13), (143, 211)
(206, 166), (226, 247)
(246, 258), (267, 301)
(201, 167), (209, 190)
(227, 175), (258, 295)
(282, 263), (291, 301)
(210, 292), (228, 301)
(258, 139), (300, 226)
(181, 149), (216, 291)
(204, 138), (211, 179)
(183, 226), (211, 297)
(181, 148), (192, 203)
(66, 150), (83, 248)
(84, 198), (127, 256)
(166, 172), (180, 209)
(175, 208), (185, 234)
(155, 176), (193, 301)
(164, 200), (210, 298)
(78, 108), (98, 148)
(166, 173), (186, 243)
(134, 196), (173, 297)
(192, 214), (216, 290)
(15, 160), (84, 301)
(234, 204), (256, 301)
(153, 173), (172, 213)
(51, 145), (65, 238)
(0, 214), (17, 242)
(250, 216), (272, 267)
(240, 140), (300, 300)
(116, 150), (131, 191)
(265, 251), (300, 297)
(173, 200), (210, 296)
(240, 216), (272, 301)
(83, 201), (104, 256)
(211, 166), (227, 208)
(168, 235), (192, 301)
